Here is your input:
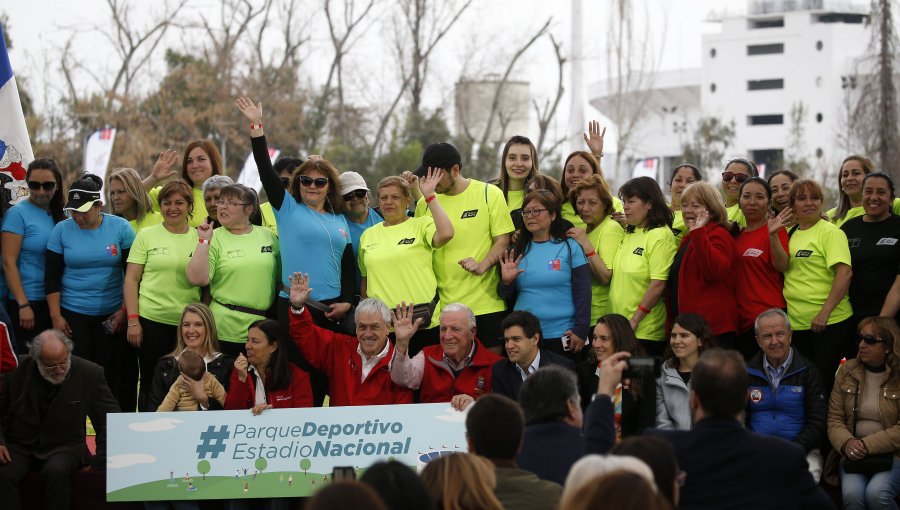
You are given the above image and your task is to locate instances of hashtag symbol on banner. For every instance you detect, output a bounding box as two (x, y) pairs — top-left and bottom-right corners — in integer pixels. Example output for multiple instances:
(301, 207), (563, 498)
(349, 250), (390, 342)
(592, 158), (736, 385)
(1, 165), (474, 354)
(196, 425), (229, 459)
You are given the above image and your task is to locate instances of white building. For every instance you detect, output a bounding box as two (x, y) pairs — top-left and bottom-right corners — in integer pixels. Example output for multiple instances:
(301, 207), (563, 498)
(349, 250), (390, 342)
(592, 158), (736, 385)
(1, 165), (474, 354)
(589, 0), (871, 186)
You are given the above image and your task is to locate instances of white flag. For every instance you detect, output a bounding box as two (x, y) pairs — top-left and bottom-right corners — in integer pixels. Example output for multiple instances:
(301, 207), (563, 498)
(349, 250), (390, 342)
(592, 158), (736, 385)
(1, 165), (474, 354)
(84, 128), (117, 189)
(238, 148), (280, 193)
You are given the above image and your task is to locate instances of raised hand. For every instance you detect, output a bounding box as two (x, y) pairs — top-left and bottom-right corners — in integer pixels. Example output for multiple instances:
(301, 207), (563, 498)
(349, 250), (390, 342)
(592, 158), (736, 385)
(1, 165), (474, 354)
(583, 120), (607, 156)
(391, 302), (423, 353)
(418, 167), (444, 198)
(499, 249), (524, 285)
(687, 209), (710, 231)
(289, 272), (313, 309)
(235, 97), (263, 124)
(401, 171), (422, 200)
(769, 207), (794, 234)
(197, 219), (214, 241)
(150, 150), (180, 182)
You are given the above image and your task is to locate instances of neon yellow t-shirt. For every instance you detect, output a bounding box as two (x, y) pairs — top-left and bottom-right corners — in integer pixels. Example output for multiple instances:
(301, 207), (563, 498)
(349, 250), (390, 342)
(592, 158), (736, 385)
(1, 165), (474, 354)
(827, 198), (900, 227)
(507, 189), (525, 210)
(207, 226), (280, 343)
(126, 224), (201, 325)
(588, 216), (625, 322)
(610, 226), (677, 341)
(359, 216), (439, 328)
(727, 203), (746, 227)
(127, 211), (163, 233)
(562, 196), (623, 231)
(260, 202), (277, 236)
(150, 186), (208, 227)
(784, 220), (853, 331)
(415, 179), (513, 316)
(671, 209), (686, 244)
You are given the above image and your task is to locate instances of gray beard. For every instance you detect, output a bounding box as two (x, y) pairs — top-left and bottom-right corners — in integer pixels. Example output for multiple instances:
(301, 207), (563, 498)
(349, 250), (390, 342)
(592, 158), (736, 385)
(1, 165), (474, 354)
(37, 361), (70, 385)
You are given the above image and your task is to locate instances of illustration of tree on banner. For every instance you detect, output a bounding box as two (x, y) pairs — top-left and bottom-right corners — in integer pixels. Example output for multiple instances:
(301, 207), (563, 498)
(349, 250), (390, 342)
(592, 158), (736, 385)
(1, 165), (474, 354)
(197, 460), (211, 480)
(300, 458), (311, 476)
(255, 457), (267, 475)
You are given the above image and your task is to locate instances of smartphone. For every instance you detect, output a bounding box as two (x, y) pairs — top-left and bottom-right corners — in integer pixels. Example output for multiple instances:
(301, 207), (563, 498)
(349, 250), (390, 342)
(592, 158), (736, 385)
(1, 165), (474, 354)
(561, 335), (571, 351)
(331, 466), (356, 481)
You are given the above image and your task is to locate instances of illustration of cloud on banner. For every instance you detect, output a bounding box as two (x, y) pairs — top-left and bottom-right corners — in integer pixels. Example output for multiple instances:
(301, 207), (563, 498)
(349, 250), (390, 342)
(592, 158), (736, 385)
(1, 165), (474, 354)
(129, 418), (183, 432)
(108, 453), (157, 469)
(433, 406), (468, 423)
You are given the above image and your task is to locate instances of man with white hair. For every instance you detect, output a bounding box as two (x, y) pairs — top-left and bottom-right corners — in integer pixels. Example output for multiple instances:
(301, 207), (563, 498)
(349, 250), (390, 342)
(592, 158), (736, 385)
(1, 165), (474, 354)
(0, 329), (119, 510)
(289, 272), (414, 406)
(391, 301), (502, 410)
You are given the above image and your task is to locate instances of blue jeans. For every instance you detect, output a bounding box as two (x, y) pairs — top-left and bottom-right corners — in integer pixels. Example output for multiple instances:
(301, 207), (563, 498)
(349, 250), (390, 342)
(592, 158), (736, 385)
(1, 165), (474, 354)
(841, 457), (900, 509)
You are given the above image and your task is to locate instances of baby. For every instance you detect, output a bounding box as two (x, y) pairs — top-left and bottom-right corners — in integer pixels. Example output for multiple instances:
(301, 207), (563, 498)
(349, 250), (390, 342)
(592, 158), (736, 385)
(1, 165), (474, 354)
(157, 350), (226, 411)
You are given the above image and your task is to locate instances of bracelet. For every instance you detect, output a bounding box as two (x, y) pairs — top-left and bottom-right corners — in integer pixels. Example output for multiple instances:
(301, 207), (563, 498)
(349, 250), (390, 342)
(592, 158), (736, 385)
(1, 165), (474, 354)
(127, 313), (139, 320)
(594, 152), (604, 158)
(128, 322), (139, 327)
(584, 249), (597, 258)
(198, 239), (210, 245)
(638, 304), (651, 314)
(18, 302), (30, 309)
(250, 123), (262, 130)
(425, 194), (436, 203)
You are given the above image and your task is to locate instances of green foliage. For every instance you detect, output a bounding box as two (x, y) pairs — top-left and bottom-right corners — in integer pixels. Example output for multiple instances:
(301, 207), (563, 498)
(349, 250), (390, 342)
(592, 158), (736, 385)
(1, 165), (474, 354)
(299, 458), (311, 475)
(255, 458), (267, 472)
(782, 102), (811, 176)
(197, 460), (211, 479)
(681, 117), (736, 175)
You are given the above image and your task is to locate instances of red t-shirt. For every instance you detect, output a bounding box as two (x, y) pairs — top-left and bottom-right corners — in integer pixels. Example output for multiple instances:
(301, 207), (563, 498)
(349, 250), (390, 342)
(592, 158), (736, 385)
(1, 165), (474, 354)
(734, 226), (789, 332)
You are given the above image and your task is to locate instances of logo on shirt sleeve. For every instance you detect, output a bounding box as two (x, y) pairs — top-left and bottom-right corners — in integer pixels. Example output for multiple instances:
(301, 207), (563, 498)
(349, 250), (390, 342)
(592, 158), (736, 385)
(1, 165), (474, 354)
(461, 210), (478, 219)
(397, 238), (415, 245)
(743, 248), (763, 257)
(261, 245), (273, 253)
(795, 250), (813, 258)
(632, 247), (644, 256)
(877, 237), (898, 246)
(106, 244), (118, 256)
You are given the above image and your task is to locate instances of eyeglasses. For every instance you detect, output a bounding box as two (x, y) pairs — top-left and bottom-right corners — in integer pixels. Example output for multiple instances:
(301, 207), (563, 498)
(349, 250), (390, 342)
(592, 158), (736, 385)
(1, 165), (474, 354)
(39, 358), (69, 371)
(343, 189), (367, 201)
(215, 200), (248, 208)
(300, 176), (329, 189)
(521, 208), (548, 218)
(27, 181), (57, 191)
(859, 334), (887, 345)
(280, 177), (290, 188)
(722, 172), (750, 184)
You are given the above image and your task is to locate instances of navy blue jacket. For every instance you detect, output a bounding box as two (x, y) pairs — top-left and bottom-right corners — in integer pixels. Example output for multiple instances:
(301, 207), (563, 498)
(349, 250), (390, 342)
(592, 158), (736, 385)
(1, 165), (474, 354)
(746, 349), (827, 453)
(491, 348), (575, 400)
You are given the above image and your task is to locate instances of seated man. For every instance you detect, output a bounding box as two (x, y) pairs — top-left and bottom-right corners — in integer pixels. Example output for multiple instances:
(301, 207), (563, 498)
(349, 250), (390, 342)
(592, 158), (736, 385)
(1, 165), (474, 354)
(492, 310), (575, 400)
(391, 302), (502, 410)
(0, 329), (120, 510)
(516, 365), (584, 485)
(466, 393), (562, 510)
(288, 273), (414, 406)
(746, 308), (826, 482)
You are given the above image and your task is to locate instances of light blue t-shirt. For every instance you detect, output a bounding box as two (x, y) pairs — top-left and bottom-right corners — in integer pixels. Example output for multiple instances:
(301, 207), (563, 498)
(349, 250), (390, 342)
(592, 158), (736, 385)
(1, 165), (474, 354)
(273, 191), (351, 301)
(46, 213), (135, 315)
(513, 238), (588, 338)
(344, 207), (383, 293)
(2, 200), (56, 301)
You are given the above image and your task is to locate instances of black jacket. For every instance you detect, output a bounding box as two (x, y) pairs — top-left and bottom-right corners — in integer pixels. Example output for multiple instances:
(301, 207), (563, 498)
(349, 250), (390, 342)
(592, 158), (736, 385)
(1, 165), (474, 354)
(146, 353), (235, 412)
(491, 348), (575, 400)
(576, 360), (655, 437)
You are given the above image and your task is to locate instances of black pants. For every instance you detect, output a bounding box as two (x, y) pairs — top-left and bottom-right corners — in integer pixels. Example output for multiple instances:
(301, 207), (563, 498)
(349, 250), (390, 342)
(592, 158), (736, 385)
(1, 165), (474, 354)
(218, 340), (245, 360)
(791, 318), (855, 393)
(7, 299), (51, 354)
(0, 448), (81, 510)
(63, 307), (138, 412)
(474, 310), (508, 349)
(407, 327), (439, 357)
(714, 331), (738, 352)
(639, 339), (668, 358)
(136, 318), (178, 412)
(736, 328), (760, 362)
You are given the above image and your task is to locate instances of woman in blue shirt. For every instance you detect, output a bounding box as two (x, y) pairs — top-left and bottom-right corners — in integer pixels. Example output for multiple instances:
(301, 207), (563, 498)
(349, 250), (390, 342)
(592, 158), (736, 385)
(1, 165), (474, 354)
(2, 158), (66, 348)
(499, 189), (591, 359)
(45, 174), (136, 410)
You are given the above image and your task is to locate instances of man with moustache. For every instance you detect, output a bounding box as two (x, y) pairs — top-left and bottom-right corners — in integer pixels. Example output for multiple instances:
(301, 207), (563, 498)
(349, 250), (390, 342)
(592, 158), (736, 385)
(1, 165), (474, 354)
(0, 329), (120, 510)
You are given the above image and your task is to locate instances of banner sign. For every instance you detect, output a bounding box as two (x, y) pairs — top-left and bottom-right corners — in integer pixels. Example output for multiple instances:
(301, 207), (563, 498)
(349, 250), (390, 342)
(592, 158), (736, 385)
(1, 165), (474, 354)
(83, 127), (117, 186)
(107, 403), (466, 501)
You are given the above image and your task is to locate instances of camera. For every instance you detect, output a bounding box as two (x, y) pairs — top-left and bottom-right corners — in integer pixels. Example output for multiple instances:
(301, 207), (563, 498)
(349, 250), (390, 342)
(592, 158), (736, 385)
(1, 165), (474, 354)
(622, 356), (662, 380)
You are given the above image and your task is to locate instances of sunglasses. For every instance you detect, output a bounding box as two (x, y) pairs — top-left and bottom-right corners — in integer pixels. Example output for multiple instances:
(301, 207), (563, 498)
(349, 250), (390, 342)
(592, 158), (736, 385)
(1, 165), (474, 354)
(299, 176), (329, 189)
(858, 334), (886, 346)
(722, 172), (750, 184)
(280, 177), (290, 188)
(27, 181), (57, 191)
(342, 189), (367, 201)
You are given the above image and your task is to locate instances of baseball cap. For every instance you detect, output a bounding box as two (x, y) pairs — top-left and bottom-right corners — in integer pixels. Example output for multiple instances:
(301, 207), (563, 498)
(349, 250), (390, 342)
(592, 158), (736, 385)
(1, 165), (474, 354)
(64, 188), (102, 212)
(413, 142), (461, 178)
(339, 171), (369, 196)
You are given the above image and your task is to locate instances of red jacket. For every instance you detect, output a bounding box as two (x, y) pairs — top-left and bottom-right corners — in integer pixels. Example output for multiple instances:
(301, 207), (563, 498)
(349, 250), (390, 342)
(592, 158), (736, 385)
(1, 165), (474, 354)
(0, 322), (16, 373)
(290, 307), (413, 406)
(225, 364), (313, 409)
(673, 223), (738, 335)
(419, 339), (503, 403)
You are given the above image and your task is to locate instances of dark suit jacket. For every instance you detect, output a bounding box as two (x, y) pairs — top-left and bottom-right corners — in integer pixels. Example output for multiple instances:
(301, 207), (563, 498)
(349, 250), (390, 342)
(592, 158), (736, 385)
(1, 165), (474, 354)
(492, 349), (575, 400)
(0, 355), (120, 469)
(648, 418), (834, 510)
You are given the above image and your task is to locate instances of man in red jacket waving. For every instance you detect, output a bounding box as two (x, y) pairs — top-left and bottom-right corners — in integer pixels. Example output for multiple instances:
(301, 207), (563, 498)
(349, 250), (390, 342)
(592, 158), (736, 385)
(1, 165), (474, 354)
(390, 302), (502, 410)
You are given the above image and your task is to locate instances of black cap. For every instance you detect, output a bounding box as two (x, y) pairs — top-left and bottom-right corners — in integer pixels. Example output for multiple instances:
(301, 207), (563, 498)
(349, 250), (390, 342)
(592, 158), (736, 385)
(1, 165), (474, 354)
(413, 142), (461, 177)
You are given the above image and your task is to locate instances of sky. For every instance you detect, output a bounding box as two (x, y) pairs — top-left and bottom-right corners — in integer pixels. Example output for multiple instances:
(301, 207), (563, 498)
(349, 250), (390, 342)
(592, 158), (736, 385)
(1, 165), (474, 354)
(3, 0), (747, 153)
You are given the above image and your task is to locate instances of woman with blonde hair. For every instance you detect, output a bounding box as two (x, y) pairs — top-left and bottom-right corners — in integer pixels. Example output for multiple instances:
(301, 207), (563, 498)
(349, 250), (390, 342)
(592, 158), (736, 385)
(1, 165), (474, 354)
(107, 167), (161, 232)
(145, 303), (234, 411)
(666, 181), (738, 348)
(561, 470), (670, 510)
(420, 453), (503, 510)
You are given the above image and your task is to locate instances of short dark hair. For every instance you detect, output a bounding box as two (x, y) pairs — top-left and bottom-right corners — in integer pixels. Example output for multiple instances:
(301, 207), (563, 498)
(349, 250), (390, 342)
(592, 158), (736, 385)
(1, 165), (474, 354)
(466, 394), (523, 460)
(618, 176), (674, 230)
(691, 349), (748, 419)
(359, 461), (435, 510)
(518, 365), (578, 425)
(501, 310), (543, 342)
(863, 172), (896, 200)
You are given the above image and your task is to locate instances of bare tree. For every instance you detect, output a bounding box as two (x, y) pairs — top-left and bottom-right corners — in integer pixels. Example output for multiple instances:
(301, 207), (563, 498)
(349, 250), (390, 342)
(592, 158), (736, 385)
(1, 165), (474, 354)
(533, 34), (567, 155)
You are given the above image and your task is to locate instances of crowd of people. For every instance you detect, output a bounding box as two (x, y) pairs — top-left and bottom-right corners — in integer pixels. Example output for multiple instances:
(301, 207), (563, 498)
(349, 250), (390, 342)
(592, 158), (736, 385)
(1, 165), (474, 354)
(0, 94), (897, 510)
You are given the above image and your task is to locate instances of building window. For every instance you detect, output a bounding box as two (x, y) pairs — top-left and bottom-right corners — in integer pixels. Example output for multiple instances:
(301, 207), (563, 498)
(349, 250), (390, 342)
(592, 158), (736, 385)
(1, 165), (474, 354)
(748, 79), (784, 91)
(748, 115), (784, 125)
(710, 83), (717, 93)
(710, 48), (717, 58)
(816, 113), (823, 123)
(750, 18), (784, 29)
(747, 43), (784, 55)
(816, 40), (823, 51)
(816, 148), (824, 158)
